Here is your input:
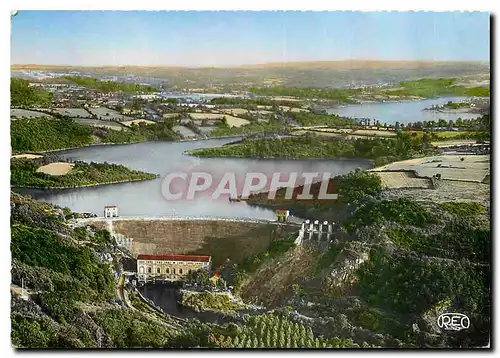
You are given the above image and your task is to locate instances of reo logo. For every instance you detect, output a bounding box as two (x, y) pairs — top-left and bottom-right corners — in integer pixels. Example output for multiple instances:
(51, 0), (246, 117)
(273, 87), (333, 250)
(437, 313), (470, 331)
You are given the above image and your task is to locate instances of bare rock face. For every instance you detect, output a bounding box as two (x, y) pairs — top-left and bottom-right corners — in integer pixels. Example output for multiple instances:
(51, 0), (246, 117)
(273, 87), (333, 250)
(240, 245), (317, 307)
(323, 243), (370, 296)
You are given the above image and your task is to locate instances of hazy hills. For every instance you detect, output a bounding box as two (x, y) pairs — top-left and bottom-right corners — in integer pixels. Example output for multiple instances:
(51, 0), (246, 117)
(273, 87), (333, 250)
(11, 60), (490, 70)
(11, 61), (490, 90)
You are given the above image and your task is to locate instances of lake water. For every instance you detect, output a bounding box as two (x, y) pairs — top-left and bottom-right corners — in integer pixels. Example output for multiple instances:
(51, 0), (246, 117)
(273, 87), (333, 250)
(23, 138), (372, 220)
(327, 96), (483, 125)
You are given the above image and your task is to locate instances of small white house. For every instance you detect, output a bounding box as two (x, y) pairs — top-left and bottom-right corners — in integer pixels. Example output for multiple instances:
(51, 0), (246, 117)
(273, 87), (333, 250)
(104, 205), (118, 218)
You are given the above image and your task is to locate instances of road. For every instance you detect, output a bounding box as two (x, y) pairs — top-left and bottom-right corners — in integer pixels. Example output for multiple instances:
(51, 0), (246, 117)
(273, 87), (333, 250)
(74, 215), (303, 227)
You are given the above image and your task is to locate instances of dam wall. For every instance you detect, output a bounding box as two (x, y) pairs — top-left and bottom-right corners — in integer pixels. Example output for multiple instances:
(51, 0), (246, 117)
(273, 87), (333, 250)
(90, 218), (298, 267)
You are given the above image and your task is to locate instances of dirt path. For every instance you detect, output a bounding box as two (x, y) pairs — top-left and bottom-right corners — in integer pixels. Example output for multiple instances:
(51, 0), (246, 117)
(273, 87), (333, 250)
(36, 162), (74, 176)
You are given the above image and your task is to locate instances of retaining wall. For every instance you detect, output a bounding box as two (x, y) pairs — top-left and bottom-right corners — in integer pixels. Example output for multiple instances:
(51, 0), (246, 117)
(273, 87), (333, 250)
(91, 219), (296, 267)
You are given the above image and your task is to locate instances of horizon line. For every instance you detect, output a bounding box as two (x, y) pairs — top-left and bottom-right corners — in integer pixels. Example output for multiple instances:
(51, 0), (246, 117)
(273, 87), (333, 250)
(11, 59), (491, 70)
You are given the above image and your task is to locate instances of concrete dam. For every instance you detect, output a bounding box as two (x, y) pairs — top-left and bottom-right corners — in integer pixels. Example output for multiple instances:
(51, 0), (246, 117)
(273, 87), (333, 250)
(88, 217), (299, 267)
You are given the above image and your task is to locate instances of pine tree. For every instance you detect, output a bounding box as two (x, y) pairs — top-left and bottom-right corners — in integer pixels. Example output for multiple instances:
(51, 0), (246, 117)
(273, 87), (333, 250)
(299, 324), (306, 338)
(284, 333), (290, 348)
(252, 336), (258, 348)
(278, 332), (286, 348)
(258, 325), (265, 341)
(233, 336), (240, 347)
(278, 315), (285, 331)
(265, 329), (271, 348)
(240, 333), (247, 348)
(314, 338), (320, 348)
(282, 321), (289, 335)
(306, 326), (314, 342)
(224, 335), (233, 348)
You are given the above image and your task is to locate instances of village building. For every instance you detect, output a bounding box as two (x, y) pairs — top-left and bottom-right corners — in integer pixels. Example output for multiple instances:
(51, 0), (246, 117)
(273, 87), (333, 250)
(104, 205), (118, 218)
(275, 209), (290, 222)
(137, 254), (212, 282)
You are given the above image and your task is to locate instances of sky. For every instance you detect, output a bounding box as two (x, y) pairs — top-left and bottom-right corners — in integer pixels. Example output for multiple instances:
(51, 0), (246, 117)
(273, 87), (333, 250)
(10, 11), (490, 67)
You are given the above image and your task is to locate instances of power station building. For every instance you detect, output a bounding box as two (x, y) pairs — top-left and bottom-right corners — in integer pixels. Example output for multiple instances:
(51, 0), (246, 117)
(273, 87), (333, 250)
(137, 254), (212, 282)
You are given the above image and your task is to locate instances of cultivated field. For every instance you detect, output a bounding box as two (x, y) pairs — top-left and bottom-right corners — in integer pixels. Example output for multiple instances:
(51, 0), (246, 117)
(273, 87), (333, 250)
(52, 108), (91, 117)
(291, 126), (397, 138)
(382, 180), (490, 206)
(187, 112), (250, 127)
(279, 106), (308, 113)
(408, 130), (483, 140)
(250, 110), (273, 115)
(352, 129), (397, 137)
(221, 108), (249, 115)
(163, 113), (179, 119)
(225, 115), (251, 127)
(346, 135), (370, 140)
(11, 109), (54, 119)
(290, 130), (343, 137)
(36, 162), (74, 176)
(173, 125), (197, 138)
(376, 171), (431, 189)
(371, 155), (490, 183)
(87, 107), (133, 121)
(72, 118), (125, 131)
(270, 96), (301, 102)
(188, 113), (225, 120)
(121, 119), (156, 127)
(431, 140), (480, 148)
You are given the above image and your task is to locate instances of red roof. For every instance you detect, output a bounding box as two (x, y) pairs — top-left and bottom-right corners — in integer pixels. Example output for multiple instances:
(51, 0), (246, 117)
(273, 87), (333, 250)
(137, 254), (211, 262)
(104, 206), (117, 208)
(276, 209), (289, 213)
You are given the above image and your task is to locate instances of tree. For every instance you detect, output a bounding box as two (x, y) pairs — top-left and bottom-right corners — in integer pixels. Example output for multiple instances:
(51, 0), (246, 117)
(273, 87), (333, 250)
(265, 330), (271, 347)
(131, 100), (142, 111)
(271, 329), (279, 347)
(306, 326), (314, 342)
(278, 333), (286, 348)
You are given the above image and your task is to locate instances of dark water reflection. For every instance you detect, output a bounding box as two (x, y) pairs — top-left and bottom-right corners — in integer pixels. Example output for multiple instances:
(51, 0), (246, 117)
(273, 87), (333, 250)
(139, 283), (231, 325)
